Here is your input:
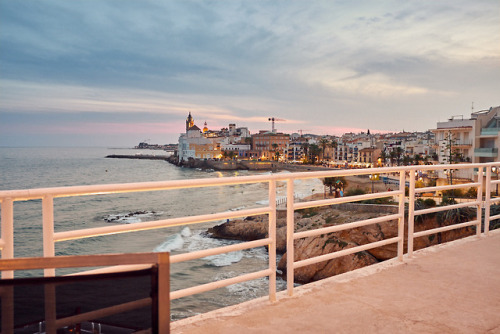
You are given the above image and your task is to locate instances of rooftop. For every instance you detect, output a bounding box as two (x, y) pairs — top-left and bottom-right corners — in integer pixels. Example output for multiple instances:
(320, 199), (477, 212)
(172, 231), (500, 334)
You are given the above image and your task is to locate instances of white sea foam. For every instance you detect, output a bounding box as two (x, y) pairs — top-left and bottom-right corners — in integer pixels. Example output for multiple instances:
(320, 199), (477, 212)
(255, 200), (269, 205)
(243, 246), (268, 261)
(224, 276), (267, 296)
(154, 233), (184, 252)
(186, 230), (234, 252)
(205, 251), (243, 267)
(229, 206), (246, 211)
(180, 226), (192, 237)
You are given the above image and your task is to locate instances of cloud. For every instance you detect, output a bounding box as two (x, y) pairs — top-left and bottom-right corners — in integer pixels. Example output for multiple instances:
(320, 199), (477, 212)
(0, 0), (499, 146)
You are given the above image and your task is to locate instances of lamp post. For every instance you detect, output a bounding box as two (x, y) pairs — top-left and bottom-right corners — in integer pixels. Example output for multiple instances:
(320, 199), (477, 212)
(369, 174), (379, 193)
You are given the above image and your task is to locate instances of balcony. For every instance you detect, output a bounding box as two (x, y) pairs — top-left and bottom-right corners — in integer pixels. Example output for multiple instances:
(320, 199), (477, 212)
(474, 147), (498, 157)
(454, 141), (472, 147)
(481, 128), (500, 136)
(2, 163), (500, 332)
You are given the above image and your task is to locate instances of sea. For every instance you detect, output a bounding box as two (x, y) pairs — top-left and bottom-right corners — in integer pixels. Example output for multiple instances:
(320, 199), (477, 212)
(0, 147), (323, 320)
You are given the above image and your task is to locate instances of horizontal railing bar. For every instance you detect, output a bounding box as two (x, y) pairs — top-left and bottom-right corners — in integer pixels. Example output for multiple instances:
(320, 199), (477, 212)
(55, 297), (151, 328)
(491, 180), (500, 185)
(170, 269), (272, 300)
(414, 201), (479, 216)
(0, 253), (161, 271)
(413, 220), (479, 238)
(0, 174), (278, 201)
(171, 238), (272, 264)
(489, 197), (500, 204)
(294, 214), (402, 240)
(272, 163), (489, 181)
(294, 190), (401, 210)
(414, 182), (480, 194)
(2, 163), (492, 202)
(294, 236), (400, 269)
(54, 207), (270, 242)
(490, 214), (500, 221)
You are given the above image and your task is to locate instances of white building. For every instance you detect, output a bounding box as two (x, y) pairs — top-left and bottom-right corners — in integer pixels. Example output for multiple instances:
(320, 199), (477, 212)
(431, 105), (500, 181)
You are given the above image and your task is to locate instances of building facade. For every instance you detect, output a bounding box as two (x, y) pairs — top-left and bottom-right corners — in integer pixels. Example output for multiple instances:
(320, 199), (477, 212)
(252, 131), (290, 161)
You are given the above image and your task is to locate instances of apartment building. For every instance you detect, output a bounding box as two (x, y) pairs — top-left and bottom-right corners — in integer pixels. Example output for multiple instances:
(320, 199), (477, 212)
(252, 131), (290, 161)
(431, 105), (500, 181)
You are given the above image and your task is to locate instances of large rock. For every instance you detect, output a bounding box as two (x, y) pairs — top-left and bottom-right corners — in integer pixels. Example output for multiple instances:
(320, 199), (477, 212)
(208, 205), (476, 284)
(277, 235), (378, 284)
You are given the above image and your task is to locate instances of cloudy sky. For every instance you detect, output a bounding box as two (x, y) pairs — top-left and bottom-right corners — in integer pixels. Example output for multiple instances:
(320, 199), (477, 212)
(1, 0), (499, 147)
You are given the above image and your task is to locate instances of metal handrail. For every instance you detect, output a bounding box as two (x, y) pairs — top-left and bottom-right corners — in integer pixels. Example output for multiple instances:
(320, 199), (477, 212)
(1, 162), (500, 306)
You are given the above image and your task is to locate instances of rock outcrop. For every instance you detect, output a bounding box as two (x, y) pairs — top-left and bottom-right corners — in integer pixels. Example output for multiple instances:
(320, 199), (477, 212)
(208, 204), (476, 284)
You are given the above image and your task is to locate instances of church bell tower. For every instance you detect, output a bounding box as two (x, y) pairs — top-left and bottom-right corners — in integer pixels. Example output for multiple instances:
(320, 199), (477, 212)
(186, 112), (194, 131)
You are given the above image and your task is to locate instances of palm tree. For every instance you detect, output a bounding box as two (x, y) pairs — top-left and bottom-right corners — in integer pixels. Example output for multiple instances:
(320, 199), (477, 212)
(319, 138), (329, 161)
(322, 177), (348, 196)
(379, 151), (388, 166)
(389, 150), (397, 166)
(301, 142), (310, 163)
(271, 143), (279, 161)
(414, 154), (422, 166)
(395, 147), (404, 166)
(309, 144), (321, 164)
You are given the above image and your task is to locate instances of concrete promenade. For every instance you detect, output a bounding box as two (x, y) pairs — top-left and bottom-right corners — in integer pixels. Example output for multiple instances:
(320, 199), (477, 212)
(172, 231), (500, 334)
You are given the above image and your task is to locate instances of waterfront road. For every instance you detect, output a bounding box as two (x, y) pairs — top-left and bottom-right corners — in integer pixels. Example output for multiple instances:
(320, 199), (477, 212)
(172, 230), (500, 334)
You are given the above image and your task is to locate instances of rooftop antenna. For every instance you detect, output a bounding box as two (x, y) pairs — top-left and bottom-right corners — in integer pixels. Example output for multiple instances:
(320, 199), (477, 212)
(471, 101), (474, 113)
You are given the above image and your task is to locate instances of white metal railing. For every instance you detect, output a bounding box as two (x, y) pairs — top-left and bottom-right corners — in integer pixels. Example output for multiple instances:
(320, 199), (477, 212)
(1, 163), (500, 303)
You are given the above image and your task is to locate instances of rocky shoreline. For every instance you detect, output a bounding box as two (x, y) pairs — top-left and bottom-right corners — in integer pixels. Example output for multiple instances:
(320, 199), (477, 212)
(207, 203), (475, 284)
(166, 155), (335, 172)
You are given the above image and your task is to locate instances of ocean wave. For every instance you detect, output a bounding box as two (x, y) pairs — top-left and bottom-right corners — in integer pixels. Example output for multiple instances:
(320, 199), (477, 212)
(243, 246), (268, 261)
(205, 251), (243, 267)
(186, 230), (236, 253)
(228, 206), (246, 211)
(154, 233), (184, 252)
(180, 226), (192, 237)
(224, 276), (268, 296)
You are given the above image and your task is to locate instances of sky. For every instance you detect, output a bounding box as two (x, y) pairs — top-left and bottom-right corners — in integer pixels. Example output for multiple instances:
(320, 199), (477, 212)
(0, 0), (499, 147)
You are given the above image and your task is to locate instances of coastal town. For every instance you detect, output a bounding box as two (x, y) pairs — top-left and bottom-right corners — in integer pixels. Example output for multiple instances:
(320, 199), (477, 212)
(131, 105), (500, 188)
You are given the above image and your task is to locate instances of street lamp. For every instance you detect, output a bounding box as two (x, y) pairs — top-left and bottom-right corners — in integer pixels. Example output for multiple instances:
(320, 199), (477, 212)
(369, 174), (379, 193)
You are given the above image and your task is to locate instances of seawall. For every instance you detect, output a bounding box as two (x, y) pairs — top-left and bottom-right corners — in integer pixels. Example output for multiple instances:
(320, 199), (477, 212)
(106, 154), (170, 160)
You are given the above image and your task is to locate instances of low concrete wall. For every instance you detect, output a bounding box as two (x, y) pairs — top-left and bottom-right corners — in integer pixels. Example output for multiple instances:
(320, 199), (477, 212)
(238, 161), (276, 170)
(206, 160), (240, 170)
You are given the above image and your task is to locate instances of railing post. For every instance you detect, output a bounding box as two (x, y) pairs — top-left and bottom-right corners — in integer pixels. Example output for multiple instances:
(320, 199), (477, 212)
(1, 198), (14, 279)
(43, 195), (56, 276)
(407, 170), (415, 258)
(268, 179), (277, 302)
(476, 167), (483, 236)
(397, 171), (406, 261)
(484, 167), (491, 236)
(286, 178), (295, 296)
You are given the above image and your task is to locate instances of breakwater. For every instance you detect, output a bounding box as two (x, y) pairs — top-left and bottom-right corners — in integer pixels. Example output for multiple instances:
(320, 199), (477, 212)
(166, 155), (281, 171)
(106, 154), (170, 160)
(106, 153), (333, 172)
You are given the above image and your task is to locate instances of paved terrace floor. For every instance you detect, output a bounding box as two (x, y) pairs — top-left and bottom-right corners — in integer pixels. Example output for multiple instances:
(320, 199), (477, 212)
(172, 231), (500, 334)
